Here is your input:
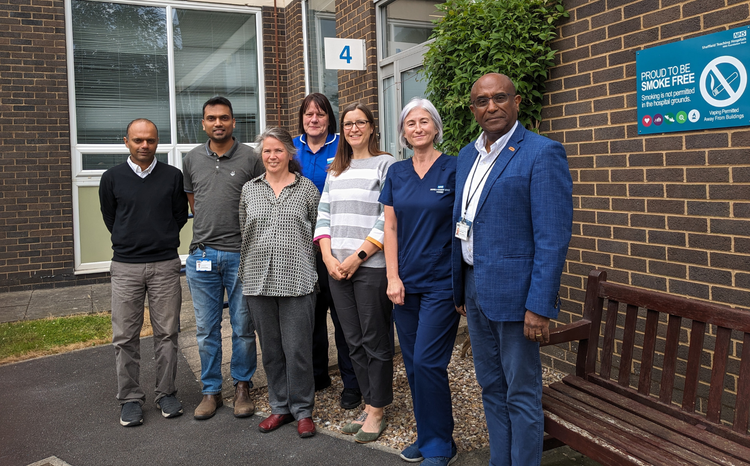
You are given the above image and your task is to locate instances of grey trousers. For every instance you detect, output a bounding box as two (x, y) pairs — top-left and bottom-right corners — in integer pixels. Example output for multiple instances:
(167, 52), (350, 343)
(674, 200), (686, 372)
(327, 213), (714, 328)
(110, 258), (181, 405)
(246, 293), (316, 419)
(329, 266), (394, 408)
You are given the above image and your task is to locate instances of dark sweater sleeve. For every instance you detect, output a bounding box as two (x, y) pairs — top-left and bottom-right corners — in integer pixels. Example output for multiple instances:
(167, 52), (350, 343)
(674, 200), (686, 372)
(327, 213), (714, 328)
(173, 170), (189, 230)
(99, 171), (116, 233)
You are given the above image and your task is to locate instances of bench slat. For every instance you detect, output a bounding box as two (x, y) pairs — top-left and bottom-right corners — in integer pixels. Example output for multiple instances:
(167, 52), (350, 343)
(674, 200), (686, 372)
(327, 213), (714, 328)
(659, 314), (683, 404)
(542, 394), (704, 466)
(548, 381), (750, 466)
(638, 309), (660, 395)
(574, 375), (750, 455)
(545, 410), (652, 466)
(736, 333), (750, 433)
(600, 298), (619, 380)
(684, 320), (707, 413)
(619, 303), (639, 387)
(708, 327), (732, 423)
(544, 386), (722, 466)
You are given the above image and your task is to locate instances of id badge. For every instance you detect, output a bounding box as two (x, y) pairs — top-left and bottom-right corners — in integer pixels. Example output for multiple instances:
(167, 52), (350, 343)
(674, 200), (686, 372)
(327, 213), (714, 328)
(196, 260), (212, 272)
(455, 218), (472, 240)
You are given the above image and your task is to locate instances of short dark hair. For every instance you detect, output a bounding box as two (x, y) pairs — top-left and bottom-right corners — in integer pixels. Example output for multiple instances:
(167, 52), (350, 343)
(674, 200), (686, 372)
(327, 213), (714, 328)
(297, 93), (336, 136)
(125, 118), (158, 139)
(203, 96), (234, 118)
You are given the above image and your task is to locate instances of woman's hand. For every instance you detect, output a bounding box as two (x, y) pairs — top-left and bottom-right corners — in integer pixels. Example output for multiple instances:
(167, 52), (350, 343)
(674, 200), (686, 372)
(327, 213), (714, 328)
(323, 254), (347, 281)
(386, 276), (405, 306)
(337, 253), (363, 280)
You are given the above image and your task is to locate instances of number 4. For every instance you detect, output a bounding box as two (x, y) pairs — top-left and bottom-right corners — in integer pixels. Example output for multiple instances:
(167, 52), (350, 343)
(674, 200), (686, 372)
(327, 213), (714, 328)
(340, 45), (352, 64)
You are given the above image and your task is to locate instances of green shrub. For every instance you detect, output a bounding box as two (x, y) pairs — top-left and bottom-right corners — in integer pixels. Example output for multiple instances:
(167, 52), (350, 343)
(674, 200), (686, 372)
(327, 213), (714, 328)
(424, 0), (568, 155)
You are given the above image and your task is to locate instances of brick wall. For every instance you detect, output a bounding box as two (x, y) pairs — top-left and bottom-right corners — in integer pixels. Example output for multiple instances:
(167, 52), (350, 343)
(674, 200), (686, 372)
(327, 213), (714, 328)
(262, 6), (293, 131)
(543, 0), (750, 379)
(284, 0), (306, 134)
(0, 0), (108, 292)
(336, 0), (380, 125)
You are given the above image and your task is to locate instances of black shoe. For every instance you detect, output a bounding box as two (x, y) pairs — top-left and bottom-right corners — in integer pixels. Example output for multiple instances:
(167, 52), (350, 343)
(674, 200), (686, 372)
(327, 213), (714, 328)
(340, 388), (362, 409)
(157, 395), (184, 418)
(120, 402), (143, 427)
(315, 375), (332, 391)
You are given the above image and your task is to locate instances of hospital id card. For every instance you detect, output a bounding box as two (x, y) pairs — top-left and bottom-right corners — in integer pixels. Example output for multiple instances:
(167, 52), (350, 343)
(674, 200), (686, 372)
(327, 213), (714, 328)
(455, 218), (472, 240)
(196, 260), (212, 272)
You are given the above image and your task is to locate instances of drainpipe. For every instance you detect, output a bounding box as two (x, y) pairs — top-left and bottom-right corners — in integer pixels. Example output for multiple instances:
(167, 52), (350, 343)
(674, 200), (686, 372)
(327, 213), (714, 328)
(274, 0), (282, 127)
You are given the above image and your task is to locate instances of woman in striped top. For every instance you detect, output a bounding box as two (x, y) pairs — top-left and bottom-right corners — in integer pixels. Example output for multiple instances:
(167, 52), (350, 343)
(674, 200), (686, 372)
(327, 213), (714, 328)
(314, 102), (395, 443)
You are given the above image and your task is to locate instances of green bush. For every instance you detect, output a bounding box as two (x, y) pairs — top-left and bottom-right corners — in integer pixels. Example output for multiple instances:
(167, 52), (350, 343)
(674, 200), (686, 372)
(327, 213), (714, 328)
(424, 0), (568, 155)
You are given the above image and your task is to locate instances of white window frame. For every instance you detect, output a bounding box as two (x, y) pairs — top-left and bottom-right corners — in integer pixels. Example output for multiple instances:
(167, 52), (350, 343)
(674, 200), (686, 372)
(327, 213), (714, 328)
(65, 0), (265, 273)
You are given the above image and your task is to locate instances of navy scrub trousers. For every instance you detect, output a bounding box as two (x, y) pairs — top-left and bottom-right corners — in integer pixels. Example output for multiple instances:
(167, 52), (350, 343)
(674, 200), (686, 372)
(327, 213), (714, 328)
(379, 153), (460, 459)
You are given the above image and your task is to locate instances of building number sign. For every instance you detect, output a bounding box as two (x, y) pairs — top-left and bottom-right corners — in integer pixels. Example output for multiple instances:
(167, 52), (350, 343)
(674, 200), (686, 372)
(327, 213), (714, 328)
(324, 38), (366, 71)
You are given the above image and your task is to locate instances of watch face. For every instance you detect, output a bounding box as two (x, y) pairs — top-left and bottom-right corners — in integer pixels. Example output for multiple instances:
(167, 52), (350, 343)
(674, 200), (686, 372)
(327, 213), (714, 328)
(358, 250), (367, 259)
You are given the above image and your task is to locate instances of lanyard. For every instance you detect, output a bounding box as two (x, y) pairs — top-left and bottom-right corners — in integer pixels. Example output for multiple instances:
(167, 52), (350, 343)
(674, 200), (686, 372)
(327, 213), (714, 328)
(462, 152), (500, 216)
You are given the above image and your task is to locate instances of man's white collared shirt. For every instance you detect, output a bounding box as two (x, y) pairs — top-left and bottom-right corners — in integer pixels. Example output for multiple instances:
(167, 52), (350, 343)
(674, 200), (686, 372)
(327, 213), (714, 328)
(127, 157), (157, 178)
(460, 121), (518, 265)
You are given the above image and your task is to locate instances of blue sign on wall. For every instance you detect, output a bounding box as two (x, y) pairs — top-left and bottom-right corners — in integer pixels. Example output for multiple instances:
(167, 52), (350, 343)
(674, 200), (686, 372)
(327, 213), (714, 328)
(637, 26), (749, 134)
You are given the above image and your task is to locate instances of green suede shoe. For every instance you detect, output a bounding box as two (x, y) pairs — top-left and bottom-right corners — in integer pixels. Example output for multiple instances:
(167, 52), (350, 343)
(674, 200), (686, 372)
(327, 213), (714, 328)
(354, 417), (387, 443)
(342, 411), (367, 434)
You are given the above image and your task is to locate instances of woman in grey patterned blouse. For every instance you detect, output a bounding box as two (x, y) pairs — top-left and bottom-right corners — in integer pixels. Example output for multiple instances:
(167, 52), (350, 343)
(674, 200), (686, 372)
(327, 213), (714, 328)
(238, 127), (321, 439)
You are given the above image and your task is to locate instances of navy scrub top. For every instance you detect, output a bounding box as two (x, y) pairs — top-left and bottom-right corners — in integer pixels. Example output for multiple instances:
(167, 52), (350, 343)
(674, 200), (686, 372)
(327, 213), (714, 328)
(293, 133), (339, 193)
(379, 153), (456, 293)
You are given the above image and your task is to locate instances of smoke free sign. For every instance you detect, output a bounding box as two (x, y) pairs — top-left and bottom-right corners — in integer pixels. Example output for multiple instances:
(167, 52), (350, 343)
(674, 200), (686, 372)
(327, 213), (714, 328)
(637, 26), (750, 134)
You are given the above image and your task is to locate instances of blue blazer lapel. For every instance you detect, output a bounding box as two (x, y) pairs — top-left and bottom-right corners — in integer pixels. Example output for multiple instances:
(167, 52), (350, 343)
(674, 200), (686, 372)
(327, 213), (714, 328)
(475, 124), (526, 215)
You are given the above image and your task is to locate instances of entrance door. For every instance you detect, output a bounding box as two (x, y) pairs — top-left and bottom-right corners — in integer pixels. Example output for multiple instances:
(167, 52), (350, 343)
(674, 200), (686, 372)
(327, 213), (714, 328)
(379, 45), (429, 159)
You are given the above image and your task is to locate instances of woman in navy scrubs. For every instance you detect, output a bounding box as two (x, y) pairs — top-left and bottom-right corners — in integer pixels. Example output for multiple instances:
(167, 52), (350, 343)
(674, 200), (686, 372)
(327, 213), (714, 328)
(293, 93), (362, 410)
(380, 98), (460, 466)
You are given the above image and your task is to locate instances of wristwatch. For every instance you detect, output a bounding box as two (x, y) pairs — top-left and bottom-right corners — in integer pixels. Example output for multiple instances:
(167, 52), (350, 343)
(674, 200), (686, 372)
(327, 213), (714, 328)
(357, 250), (367, 260)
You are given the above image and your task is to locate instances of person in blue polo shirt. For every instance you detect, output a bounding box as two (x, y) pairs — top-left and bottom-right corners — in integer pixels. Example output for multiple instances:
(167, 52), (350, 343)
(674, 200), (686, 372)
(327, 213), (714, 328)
(293, 93), (362, 410)
(380, 98), (460, 466)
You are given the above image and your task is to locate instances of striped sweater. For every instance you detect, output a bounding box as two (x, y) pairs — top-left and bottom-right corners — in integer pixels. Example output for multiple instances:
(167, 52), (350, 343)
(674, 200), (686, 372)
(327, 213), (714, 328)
(314, 154), (395, 268)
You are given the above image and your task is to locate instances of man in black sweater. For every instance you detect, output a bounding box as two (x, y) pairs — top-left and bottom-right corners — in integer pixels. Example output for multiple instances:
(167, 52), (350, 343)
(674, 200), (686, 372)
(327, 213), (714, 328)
(99, 118), (189, 427)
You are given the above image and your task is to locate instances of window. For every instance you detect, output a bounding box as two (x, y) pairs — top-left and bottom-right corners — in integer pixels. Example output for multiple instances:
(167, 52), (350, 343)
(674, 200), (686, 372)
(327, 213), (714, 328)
(305, 0), (339, 122)
(66, 0), (264, 271)
(69, 0), (263, 173)
(381, 0), (442, 59)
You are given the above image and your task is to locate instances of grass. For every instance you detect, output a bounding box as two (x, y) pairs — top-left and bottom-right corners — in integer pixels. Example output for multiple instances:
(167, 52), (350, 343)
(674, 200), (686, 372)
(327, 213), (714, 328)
(0, 309), (153, 365)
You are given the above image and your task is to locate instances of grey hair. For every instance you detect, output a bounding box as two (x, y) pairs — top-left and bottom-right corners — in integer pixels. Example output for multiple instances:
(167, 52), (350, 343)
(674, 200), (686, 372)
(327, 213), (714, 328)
(398, 98), (443, 150)
(254, 127), (301, 173)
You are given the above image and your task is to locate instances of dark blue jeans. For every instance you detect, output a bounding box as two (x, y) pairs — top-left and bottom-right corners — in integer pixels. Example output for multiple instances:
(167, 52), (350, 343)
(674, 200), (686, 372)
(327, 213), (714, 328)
(464, 266), (543, 466)
(186, 246), (257, 394)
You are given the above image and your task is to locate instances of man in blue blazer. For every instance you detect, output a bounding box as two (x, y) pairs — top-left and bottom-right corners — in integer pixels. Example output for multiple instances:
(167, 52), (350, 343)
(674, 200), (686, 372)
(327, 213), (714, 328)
(452, 73), (573, 465)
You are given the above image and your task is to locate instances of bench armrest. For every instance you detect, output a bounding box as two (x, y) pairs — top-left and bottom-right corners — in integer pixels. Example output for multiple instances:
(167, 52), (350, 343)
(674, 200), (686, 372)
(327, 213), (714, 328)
(541, 320), (591, 347)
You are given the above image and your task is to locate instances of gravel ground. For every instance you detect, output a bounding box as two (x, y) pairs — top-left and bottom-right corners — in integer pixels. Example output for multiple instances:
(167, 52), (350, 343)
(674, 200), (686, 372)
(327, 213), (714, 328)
(251, 343), (566, 454)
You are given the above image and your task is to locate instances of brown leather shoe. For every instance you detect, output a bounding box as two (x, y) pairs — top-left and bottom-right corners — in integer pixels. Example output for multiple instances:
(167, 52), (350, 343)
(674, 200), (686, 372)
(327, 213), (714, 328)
(297, 417), (316, 438)
(194, 394), (223, 420)
(233, 381), (255, 418)
(258, 413), (294, 433)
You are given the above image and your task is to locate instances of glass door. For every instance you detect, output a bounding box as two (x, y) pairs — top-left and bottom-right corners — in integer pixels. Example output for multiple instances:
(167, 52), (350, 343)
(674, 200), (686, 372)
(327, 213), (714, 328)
(379, 45), (429, 159)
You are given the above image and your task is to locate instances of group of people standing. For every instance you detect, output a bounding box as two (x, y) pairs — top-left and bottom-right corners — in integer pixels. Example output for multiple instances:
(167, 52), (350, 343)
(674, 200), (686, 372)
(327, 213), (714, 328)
(100, 72), (573, 466)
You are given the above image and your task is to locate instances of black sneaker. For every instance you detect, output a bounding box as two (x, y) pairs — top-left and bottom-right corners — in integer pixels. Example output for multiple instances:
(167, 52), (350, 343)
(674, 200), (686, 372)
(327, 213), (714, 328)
(157, 395), (184, 418)
(340, 388), (362, 410)
(120, 402), (143, 427)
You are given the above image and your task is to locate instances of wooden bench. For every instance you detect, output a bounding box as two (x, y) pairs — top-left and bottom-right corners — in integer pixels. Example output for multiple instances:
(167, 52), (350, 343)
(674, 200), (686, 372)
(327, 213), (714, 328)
(541, 269), (750, 466)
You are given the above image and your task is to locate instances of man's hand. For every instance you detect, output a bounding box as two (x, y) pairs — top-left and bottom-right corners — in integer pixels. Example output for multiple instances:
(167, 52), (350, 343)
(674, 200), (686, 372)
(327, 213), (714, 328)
(524, 310), (550, 344)
(455, 305), (466, 317)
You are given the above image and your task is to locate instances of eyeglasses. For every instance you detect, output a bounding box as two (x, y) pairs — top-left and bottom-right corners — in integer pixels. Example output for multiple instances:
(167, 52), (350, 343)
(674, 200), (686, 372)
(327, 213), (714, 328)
(342, 120), (369, 131)
(471, 93), (514, 108)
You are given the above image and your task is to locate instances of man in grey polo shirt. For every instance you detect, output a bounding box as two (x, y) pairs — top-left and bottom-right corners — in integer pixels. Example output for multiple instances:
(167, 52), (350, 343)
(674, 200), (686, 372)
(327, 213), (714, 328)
(183, 96), (264, 420)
